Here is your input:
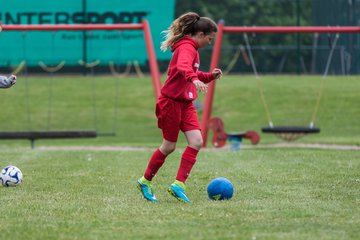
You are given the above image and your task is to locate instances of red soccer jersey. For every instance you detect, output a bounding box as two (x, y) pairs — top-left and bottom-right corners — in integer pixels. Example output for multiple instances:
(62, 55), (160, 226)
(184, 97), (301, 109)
(160, 36), (215, 102)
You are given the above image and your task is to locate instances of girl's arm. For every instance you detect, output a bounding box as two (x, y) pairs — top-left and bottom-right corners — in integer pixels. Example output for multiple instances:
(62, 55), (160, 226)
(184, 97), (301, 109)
(197, 68), (222, 83)
(197, 71), (213, 83)
(176, 48), (199, 82)
(194, 69), (222, 93)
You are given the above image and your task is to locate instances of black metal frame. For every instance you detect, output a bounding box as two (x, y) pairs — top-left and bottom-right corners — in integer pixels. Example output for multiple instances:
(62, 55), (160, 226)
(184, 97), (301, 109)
(0, 131), (97, 148)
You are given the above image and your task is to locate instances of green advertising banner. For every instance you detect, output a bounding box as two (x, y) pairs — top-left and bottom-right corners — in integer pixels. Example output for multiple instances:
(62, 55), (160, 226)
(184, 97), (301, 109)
(0, 0), (175, 67)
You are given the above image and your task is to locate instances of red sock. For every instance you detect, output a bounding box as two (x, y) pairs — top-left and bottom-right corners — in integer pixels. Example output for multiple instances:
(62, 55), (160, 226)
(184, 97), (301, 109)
(176, 146), (199, 183)
(144, 149), (166, 181)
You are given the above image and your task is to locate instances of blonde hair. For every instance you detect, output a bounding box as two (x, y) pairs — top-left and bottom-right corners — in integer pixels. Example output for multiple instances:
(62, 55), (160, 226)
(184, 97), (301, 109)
(160, 12), (218, 52)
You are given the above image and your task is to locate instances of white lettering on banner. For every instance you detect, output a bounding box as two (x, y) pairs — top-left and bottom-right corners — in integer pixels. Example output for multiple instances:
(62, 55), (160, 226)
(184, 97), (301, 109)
(0, 0), (176, 67)
(0, 12), (148, 24)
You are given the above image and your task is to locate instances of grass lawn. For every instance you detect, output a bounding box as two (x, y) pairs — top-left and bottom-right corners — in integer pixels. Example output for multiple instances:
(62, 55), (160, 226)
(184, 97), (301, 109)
(0, 74), (359, 239)
(0, 148), (359, 239)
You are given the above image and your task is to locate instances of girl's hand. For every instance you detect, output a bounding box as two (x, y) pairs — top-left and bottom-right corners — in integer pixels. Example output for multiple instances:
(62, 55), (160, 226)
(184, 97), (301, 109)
(212, 68), (222, 79)
(193, 80), (208, 93)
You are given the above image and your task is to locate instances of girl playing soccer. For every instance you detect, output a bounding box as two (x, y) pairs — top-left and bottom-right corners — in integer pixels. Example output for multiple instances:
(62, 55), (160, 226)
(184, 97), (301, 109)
(137, 12), (222, 203)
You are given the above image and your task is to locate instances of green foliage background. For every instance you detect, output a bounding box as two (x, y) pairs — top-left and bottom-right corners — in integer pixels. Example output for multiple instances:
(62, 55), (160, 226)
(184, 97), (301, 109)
(175, 0), (360, 74)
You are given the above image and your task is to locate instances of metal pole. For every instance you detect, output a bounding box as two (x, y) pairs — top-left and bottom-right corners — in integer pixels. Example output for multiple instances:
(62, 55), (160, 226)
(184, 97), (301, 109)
(82, 0), (87, 76)
(201, 20), (224, 147)
(142, 20), (162, 100)
(296, 0), (301, 75)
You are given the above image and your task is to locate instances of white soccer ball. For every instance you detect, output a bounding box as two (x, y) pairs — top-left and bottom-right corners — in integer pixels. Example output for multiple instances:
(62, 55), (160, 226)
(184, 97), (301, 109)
(0, 166), (23, 187)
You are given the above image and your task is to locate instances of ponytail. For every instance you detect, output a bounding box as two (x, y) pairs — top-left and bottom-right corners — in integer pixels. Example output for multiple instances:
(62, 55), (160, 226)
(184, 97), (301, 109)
(160, 12), (217, 52)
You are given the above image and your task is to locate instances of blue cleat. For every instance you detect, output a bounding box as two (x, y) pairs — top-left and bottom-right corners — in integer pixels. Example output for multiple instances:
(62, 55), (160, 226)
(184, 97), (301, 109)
(168, 180), (191, 203)
(137, 178), (157, 202)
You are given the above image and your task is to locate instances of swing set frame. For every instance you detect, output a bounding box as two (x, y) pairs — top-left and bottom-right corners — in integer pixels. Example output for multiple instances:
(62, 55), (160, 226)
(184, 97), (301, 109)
(201, 22), (360, 147)
(0, 21), (162, 148)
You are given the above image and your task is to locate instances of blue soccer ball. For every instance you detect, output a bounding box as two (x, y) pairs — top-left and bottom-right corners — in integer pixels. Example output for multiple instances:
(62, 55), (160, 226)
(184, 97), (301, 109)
(207, 177), (234, 200)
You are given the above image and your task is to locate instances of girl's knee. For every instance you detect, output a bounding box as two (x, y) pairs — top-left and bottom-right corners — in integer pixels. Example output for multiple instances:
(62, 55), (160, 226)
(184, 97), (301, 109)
(163, 146), (176, 155)
(185, 130), (203, 150)
(189, 138), (203, 150)
(160, 142), (176, 155)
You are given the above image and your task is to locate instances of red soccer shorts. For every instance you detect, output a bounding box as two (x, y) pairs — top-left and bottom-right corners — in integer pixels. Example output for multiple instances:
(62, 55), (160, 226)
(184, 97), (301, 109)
(156, 95), (200, 142)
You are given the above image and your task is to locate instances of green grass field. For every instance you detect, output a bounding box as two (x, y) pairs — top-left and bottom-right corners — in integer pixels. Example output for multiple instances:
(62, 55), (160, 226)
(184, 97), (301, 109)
(0, 74), (359, 239)
(0, 75), (359, 146)
(1, 148), (359, 239)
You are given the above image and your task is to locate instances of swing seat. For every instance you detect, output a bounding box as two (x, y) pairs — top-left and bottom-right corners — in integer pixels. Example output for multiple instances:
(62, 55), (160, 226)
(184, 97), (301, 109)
(0, 130), (97, 149)
(261, 126), (320, 141)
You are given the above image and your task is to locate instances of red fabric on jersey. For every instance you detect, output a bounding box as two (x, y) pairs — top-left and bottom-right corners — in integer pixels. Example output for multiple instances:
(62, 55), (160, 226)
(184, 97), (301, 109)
(161, 36), (215, 102)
